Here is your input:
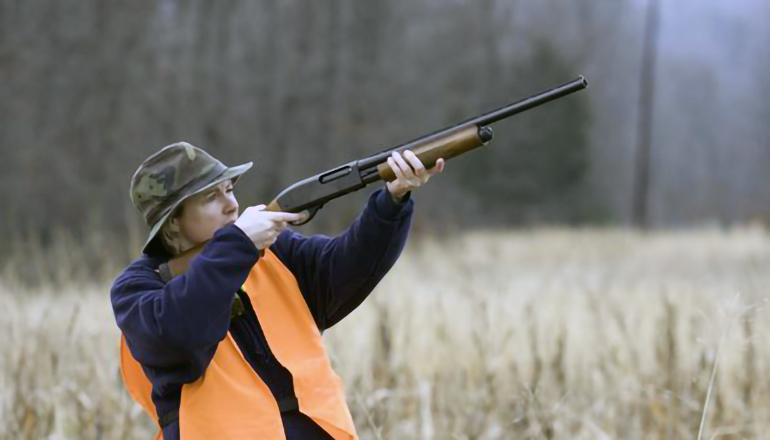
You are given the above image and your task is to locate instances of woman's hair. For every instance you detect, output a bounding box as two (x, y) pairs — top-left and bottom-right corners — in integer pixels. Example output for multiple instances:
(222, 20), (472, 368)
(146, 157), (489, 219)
(159, 203), (186, 256)
(159, 179), (232, 256)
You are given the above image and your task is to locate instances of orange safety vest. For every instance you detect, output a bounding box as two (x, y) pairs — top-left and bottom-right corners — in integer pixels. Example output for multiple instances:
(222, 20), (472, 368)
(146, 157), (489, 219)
(119, 248), (358, 440)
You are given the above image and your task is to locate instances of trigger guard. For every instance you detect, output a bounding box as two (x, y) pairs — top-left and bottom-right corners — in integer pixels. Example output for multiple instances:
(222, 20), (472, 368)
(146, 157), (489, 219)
(289, 205), (322, 226)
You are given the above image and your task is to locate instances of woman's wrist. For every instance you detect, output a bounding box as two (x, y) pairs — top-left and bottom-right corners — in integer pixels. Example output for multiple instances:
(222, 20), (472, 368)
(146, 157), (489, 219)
(387, 186), (406, 204)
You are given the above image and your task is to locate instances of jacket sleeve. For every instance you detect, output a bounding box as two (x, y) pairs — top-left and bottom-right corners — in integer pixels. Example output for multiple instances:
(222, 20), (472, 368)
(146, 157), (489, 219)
(271, 187), (414, 331)
(110, 224), (259, 371)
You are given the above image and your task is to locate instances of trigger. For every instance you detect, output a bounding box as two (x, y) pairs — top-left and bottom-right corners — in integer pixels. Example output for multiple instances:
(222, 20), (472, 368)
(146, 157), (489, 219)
(290, 205), (322, 226)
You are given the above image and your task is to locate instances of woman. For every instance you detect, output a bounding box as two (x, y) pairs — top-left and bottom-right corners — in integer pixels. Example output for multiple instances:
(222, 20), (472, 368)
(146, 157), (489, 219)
(110, 141), (444, 439)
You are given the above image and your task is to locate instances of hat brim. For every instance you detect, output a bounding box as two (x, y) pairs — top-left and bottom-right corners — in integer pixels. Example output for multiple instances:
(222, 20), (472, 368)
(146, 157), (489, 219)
(141, 162), (253, 255)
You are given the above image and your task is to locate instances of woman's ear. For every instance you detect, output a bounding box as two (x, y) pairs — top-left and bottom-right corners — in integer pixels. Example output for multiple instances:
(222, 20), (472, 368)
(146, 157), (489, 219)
(167, 216), (181, 233)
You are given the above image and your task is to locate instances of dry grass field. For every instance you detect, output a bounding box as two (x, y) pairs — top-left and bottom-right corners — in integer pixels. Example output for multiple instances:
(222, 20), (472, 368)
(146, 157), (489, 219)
(1, 226), (769, 439)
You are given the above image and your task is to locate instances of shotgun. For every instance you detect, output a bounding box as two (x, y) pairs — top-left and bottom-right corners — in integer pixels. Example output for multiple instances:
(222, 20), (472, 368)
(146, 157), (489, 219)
(158, 75), (589, 282)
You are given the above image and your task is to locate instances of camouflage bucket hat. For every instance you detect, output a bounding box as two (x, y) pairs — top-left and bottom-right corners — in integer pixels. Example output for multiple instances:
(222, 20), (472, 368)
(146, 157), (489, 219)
(130, 141), (252, 255)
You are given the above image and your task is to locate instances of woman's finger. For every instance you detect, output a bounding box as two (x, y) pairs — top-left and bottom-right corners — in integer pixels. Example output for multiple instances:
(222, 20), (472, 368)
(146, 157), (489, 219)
(388, 157), (407, 183)
(403, 151), (427, 177)
(427, 158), (445, 175)
(392, 152), (417, 181)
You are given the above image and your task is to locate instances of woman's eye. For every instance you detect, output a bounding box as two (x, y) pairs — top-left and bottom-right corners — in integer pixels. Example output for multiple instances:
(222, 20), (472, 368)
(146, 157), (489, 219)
(227, 188), (233, 193)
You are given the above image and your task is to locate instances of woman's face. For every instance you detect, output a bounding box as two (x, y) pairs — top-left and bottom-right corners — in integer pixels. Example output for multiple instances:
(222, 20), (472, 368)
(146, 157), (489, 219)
(173, 179), (239, 247)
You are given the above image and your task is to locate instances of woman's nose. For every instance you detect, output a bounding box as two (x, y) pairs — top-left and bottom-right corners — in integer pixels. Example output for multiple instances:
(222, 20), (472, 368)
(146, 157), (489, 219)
(225, 195), (238, 213)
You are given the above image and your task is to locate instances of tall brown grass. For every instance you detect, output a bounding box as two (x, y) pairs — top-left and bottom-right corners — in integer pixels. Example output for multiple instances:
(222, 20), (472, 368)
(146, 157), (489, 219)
(1, 224), (769, 439)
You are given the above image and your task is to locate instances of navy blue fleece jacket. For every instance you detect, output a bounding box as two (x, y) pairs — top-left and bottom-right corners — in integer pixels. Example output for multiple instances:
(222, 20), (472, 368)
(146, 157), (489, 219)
(110, 187), (413, 439)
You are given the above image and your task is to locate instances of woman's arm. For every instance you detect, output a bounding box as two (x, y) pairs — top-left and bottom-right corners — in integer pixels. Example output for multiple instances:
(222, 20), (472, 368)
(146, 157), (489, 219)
(111, 224), (259, 371)
(271, 187), (413, 331)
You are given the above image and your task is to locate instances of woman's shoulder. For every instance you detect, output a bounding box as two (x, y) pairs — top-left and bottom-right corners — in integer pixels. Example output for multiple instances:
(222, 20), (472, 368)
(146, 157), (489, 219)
(123, 254), (165, 273)
(111, 254), (165, 291)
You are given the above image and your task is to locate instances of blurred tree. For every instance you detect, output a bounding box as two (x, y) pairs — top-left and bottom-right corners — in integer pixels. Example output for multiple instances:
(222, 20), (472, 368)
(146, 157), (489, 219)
(632, 0), (661, 228)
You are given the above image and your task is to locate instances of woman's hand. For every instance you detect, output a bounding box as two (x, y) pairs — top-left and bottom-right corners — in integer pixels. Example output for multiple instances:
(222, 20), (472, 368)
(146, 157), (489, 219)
(234, 207), (306, 250)
(385, 151), (445, 202)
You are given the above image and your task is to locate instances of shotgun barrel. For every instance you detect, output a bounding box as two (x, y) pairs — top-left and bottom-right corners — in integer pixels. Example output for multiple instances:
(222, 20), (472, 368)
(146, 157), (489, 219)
(357, 75), (588, 175)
